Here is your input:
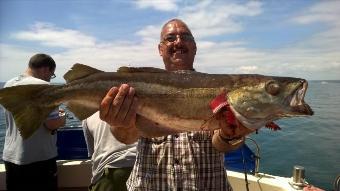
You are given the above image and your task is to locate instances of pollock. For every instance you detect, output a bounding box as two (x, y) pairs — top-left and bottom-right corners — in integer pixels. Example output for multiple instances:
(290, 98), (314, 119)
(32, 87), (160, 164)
(0, 64), (313, 139)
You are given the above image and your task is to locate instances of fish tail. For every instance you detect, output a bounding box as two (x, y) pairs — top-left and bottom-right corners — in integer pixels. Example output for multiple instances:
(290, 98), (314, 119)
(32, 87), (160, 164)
(0, 84), (59, 139)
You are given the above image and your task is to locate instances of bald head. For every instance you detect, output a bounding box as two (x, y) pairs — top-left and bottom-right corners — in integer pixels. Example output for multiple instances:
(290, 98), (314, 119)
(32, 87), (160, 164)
(158, 19), (197, 71)
(160, 19), (193, 41)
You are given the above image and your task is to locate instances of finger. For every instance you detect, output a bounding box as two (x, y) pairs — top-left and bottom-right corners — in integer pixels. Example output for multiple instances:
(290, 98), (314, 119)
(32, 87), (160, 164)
(100, 87), (119, 120)
(108, 84), (130, 122)
(124, 97), (138, 127)
(115, 87), (135, 122)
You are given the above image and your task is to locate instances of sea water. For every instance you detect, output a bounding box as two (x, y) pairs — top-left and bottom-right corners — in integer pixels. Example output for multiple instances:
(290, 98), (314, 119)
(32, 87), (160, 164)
(0, 81), (339, 190)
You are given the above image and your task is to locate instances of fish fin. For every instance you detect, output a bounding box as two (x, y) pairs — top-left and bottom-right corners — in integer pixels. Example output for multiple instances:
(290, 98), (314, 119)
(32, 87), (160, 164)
(64, 63), (104, 83)
(66, 102), (98, 120)
(0, 85), (58, 139)
(117, 67), (167, 73)
(265, 122), (281, 131)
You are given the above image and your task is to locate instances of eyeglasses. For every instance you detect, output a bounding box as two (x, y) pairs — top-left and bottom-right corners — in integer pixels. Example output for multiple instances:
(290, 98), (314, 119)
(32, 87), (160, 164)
(51, 73), (56, 79)
(162, 34), (195, 43)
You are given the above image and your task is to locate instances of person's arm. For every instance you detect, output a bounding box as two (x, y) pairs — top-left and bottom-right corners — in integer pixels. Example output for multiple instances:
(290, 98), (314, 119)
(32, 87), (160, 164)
(82, 119), (94, 157)
(99, 84), (140, 144)
(44, 109), (66, 132)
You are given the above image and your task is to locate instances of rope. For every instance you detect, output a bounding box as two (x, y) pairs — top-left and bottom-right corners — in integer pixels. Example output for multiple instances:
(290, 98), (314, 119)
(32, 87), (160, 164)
(241, 147), (250, 191)
(334, 175), (340, 191)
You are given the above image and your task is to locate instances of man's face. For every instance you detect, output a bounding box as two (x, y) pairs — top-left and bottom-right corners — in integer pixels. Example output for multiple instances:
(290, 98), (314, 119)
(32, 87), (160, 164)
(158, 21), (197, 71)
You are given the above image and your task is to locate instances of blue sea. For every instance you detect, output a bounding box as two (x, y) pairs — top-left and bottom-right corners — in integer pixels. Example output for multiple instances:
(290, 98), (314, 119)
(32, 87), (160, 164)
(0, 81), (339, 190)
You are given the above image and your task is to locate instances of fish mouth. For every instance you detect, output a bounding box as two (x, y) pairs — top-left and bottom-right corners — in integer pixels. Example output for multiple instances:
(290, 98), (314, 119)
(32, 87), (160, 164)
(288, 79), (314, 116)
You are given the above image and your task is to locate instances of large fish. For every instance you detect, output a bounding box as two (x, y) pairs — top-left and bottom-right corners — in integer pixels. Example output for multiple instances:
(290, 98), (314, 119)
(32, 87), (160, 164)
(0, 64), (313, 139)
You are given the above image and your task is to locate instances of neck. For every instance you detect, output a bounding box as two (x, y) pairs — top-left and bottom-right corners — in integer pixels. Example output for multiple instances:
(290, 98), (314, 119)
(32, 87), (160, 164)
(25, 68), (34, 77)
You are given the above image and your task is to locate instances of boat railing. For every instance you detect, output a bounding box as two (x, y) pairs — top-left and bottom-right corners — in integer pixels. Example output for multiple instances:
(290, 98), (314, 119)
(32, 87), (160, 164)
(334, 175), (340, 191)
(245, 137), (260, 177)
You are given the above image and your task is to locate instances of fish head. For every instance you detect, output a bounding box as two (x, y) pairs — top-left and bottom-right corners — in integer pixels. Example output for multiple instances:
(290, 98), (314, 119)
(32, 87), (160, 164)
(227, 77), (313, 130)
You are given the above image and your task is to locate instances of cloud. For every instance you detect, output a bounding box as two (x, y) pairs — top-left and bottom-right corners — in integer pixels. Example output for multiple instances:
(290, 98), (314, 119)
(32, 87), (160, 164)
(291, 1), (340, 50)
(1, 1), (340, 82)
(134, 0), (178, 12)
(0, 42), (160, 83)
(237, 66), (259, 74)
(3, 22), (162, 82)
(134, 1), (263, 40)
(286, 1), (340, 79)
(292, 1), (340, 25)
(135, 25), (161, 42)
(0, 44), (36, 81)
(180, 1), (262, 38)
(135, 1), (262, 41)
(13, 22), (96, 48)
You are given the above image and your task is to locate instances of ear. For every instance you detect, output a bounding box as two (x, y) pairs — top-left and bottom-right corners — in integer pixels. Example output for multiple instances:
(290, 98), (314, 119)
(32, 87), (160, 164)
(158, 43), (163, 56)
(194, 42), (197, 55)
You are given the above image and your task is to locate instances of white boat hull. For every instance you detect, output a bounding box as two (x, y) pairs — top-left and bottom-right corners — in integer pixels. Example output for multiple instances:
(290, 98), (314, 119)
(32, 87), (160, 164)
(0, 160), (303, 191)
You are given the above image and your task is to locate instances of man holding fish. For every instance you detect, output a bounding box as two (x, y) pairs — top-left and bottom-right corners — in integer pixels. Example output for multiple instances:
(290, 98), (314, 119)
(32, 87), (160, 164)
(99, 19), (250, 191)
(0, 18), (314, 190)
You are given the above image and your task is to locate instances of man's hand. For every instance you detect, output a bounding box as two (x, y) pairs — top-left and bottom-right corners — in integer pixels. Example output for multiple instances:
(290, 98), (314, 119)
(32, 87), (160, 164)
(220, 119), (253, 139)
(215, 110), (253, 139)
(212, 111), (254, 152)
(44, 108), (66, 132)
(99, 84), (139, 144)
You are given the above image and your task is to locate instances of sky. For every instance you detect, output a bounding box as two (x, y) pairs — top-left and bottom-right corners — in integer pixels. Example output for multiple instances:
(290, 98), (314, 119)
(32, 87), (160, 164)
(0, 0), (339, 82)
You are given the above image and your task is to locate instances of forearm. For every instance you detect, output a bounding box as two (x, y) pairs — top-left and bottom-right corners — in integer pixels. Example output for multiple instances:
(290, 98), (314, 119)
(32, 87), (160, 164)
(44, 117), (65, 131)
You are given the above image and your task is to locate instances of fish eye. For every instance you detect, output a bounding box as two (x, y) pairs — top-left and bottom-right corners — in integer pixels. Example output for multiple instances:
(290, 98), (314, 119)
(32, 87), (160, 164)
(265, 80), (280, 95)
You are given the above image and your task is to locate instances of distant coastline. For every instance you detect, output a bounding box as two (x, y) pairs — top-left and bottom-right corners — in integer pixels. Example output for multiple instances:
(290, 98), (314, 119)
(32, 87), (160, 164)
(310, 80), (340, 83)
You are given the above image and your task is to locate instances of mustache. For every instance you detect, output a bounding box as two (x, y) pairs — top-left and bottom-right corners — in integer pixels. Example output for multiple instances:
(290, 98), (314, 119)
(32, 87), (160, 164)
(168, 46), (188, 54)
